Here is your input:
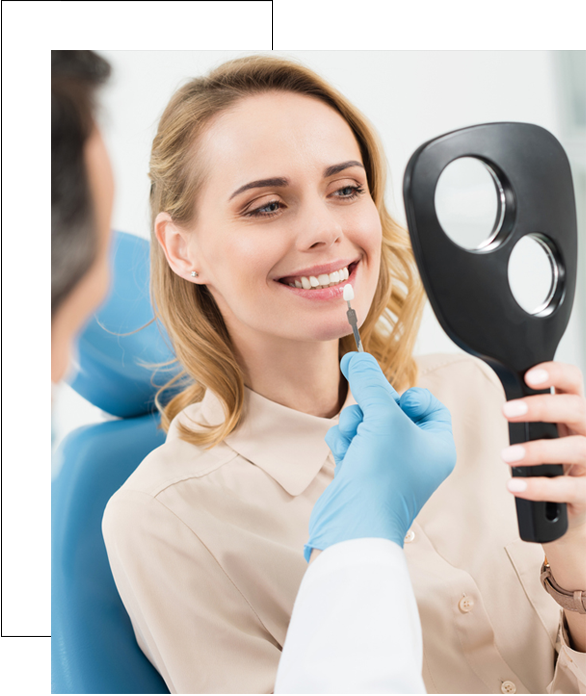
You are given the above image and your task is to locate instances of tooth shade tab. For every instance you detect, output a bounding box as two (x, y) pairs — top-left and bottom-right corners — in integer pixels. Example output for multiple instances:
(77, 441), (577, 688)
(343, 284), (355, 301)
(280, 265), (351, 289)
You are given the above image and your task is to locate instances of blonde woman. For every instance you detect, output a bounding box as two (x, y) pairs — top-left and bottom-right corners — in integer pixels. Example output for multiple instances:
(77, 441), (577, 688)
(102, 55), (586, 693)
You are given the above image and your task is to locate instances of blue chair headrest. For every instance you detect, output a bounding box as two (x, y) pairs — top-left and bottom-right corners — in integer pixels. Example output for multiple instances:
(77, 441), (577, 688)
(68, 231), (182, 418)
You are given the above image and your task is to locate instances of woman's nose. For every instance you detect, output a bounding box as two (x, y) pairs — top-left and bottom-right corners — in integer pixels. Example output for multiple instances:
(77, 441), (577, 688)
(295, 196), (343, 251)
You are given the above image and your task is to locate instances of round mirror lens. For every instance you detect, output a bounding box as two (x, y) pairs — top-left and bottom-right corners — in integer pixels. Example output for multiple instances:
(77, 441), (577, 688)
(435, 157), (505, 250)
(508, 235), (557, 315)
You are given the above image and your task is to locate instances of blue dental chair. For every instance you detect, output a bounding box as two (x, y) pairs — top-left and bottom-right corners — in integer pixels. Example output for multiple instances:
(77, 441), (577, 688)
(52, 231), (182, 694)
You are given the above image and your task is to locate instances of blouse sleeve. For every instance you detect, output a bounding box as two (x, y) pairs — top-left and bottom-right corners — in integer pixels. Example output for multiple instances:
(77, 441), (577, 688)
(102, 489), (282, 694)
(546, 611), (586, 694)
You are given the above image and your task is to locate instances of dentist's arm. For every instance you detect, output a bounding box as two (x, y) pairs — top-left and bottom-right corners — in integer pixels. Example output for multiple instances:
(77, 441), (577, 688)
(275, 352), (457, 694)
(276, 538), (425, 694)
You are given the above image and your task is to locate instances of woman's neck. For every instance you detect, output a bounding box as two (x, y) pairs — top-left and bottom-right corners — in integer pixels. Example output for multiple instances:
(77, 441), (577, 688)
(232, 331), (346, 418)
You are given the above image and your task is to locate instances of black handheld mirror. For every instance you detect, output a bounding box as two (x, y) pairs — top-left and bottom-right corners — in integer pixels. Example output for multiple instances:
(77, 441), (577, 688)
(403, 122), (578, 543)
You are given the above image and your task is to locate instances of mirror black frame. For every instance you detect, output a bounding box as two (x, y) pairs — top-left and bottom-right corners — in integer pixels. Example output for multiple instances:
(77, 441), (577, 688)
(403, 122), (577, 543)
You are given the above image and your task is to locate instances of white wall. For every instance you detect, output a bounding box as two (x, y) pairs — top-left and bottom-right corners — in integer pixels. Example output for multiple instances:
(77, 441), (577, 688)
(52, 50), (585, 456)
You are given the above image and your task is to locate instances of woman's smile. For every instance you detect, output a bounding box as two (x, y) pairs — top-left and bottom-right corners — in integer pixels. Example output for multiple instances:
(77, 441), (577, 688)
(274, 258), (361, 301)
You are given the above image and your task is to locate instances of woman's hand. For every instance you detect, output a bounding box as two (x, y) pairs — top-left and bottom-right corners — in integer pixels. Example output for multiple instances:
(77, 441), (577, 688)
(499, 361), (586, 533)
(500, 360), (586, 652)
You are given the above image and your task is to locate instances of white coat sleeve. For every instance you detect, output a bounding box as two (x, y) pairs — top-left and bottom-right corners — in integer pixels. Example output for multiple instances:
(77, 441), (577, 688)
(274, 538), (426, 694)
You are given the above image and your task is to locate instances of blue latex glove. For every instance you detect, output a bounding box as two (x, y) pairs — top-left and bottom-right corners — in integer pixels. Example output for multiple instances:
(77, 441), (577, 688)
(304, 352), (457, 561)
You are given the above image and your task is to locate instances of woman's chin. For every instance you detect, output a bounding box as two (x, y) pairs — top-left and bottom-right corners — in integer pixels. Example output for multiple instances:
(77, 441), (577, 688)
(302, 317), (361, 344)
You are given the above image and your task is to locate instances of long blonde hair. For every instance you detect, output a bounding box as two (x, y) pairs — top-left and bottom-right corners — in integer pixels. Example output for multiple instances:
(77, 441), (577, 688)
(145, 54), (427, 449)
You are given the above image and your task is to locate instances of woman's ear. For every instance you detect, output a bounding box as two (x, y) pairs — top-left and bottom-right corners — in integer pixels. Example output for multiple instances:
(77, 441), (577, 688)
(154, 212), (202, 282)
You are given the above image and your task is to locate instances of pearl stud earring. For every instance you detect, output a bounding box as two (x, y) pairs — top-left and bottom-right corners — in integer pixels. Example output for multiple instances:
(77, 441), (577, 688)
(191, 271), (198, 278)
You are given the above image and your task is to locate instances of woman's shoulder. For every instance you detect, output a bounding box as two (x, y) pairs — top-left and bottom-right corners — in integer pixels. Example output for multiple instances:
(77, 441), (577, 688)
(414, 351), (505, 398)
(413, 351), (507, 423)
(107, 400), (238, 503)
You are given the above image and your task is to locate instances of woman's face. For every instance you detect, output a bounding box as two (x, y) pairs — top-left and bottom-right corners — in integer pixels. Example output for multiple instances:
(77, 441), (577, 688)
(182, 91), (382, 346)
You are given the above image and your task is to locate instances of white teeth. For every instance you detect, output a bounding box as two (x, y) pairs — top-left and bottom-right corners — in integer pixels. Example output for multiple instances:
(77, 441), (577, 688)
(283, 265), (352, 290)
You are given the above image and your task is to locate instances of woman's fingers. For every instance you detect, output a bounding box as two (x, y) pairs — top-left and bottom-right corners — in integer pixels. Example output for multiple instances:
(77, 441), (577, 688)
(500, 435), (586, 467)
(525, 361), (585, 398)
(502, 393), (586, 437)
(506, 473), (586, 514)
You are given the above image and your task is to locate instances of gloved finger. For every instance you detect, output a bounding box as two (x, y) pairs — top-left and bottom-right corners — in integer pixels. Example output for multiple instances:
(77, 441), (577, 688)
(340, 352), (400, 424)
(326, 405), (364, 472)
(325, 425), (347, 469)
(338, 404), (363, 440)
(400, 387), (453, 433)
(399, 388), (432, 418)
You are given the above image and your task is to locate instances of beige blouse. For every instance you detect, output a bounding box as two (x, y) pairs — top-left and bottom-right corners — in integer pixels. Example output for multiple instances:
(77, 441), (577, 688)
(102, 352), (586, 694)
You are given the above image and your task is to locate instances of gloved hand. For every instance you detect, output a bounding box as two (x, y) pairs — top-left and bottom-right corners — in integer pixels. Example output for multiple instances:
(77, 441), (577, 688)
(304, 352), (457, 561)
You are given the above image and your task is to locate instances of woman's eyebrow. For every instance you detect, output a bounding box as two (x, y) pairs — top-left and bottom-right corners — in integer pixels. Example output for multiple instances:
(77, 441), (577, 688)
(228, 160), (364, 201)
(229, 177), (288, 201)
(323, 160), (364, 177)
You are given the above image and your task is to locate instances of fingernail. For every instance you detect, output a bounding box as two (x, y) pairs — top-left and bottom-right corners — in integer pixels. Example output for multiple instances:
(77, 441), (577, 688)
(507, 479), (527, 493)
(501, 445), (525, 462)
(526, 368), (548, 385)
(503, 401), (528, 417)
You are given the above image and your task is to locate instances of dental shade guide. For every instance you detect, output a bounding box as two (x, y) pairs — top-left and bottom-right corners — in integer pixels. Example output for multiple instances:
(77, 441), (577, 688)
(344, 284), (364, 352)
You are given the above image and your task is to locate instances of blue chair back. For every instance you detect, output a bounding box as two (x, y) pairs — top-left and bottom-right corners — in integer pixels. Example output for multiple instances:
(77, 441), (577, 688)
(52, 231), (179, 694)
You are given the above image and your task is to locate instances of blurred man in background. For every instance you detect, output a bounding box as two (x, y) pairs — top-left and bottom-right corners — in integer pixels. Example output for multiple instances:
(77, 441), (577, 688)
(51, 50), (114, 388)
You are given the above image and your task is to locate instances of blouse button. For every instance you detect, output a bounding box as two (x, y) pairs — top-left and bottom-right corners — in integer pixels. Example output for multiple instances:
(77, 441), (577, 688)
(404, 530), (416, 543)
(458, 595), (474, 613)
(501, 680), (517, 694)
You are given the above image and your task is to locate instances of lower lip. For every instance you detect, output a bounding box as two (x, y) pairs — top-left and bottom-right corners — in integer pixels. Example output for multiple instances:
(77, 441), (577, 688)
(275, 262), (359, 301)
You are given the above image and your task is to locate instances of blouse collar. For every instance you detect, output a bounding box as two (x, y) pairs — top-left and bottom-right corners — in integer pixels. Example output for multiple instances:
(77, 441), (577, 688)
(196, 383), (356, 496)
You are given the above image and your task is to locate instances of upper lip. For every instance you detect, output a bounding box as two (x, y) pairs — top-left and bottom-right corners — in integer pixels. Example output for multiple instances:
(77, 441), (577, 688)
(276, 257), (360, 282)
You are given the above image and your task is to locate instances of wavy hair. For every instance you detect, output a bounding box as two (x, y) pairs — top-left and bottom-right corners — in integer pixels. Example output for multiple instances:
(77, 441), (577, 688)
(144, 54), (427, 448)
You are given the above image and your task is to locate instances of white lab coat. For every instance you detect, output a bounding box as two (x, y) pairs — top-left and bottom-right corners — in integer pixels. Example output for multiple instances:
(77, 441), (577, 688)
(274, 538), (426, 694)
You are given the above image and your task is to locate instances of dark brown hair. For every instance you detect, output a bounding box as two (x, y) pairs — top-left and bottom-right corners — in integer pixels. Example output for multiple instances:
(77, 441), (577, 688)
(51, 50), (111, 319)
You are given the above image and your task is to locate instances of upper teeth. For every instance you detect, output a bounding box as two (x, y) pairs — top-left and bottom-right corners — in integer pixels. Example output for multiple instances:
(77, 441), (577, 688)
(287, 266), (350, 289)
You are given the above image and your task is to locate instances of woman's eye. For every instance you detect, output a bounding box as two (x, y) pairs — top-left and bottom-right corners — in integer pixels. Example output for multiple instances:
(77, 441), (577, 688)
(246, 200), (282, 218)
(334, 185), (365, 199)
